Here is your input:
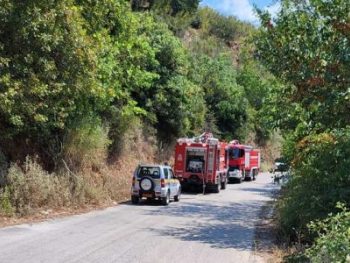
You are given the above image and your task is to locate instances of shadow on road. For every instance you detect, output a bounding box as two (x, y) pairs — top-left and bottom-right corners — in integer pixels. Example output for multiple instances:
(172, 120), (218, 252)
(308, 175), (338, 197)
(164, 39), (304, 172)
(240, 187), (275, 197)
(120, 193), (203, 207)
(154, 223), (254, 250)
(147, 201), (263, 251)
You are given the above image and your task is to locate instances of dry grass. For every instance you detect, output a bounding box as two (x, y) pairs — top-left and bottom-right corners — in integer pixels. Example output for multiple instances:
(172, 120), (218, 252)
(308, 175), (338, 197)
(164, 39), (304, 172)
(0, 121), (160, 219)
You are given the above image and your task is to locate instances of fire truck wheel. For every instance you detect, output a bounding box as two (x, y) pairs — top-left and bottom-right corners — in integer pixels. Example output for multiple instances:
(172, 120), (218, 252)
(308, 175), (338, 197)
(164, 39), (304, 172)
(213, 183), (220, 193)
(131, 196), (139, 204)
(161, 191), (170, 206)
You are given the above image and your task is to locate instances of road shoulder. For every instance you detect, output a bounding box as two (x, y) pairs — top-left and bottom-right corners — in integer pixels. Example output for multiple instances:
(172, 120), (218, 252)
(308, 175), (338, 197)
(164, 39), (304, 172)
(254, 186), (281, 262)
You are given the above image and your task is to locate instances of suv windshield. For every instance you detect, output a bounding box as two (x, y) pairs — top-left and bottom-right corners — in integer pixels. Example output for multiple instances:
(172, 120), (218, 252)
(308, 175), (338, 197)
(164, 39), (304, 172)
(137, 166), (161, 179)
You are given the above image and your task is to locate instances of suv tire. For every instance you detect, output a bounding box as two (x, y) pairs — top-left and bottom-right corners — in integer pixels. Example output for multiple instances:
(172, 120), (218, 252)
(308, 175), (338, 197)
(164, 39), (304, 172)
(131, 196), (139, 204)
(174, 188), (181, 202)
(221, 178), (227, 190)
(161, 191), (170, 206)
(139, 177), (154, 191)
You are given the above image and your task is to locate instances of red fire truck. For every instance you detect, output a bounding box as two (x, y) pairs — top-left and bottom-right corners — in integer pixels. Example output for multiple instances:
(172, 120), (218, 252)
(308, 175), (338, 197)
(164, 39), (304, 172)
(174, 133), (228, 193)
(226, 140), (261, 183)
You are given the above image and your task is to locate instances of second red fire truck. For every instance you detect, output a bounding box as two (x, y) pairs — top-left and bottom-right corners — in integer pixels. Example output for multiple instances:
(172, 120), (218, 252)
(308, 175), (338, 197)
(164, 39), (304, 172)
(226, 140), (261, 183)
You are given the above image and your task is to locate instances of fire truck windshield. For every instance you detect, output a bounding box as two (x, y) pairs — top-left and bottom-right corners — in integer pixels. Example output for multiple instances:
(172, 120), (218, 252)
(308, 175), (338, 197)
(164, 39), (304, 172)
(229, 148), (241, 159)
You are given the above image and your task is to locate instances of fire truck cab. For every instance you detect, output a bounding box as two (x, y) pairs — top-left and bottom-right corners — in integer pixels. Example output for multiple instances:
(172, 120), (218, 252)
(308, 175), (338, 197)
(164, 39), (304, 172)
(226, 140), (261, 183)
(174, 133), (228, 193)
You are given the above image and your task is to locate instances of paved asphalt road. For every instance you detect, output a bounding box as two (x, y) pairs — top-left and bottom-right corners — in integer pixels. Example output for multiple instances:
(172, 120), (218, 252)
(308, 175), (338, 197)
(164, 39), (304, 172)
(0, 173), (277, 263)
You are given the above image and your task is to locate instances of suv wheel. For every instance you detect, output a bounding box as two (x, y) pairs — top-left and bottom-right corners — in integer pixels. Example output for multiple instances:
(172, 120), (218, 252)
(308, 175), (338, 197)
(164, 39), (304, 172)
(221, 178), (227, 190)
(131, 196), (139, 204)
(174, 187), (181, 202)
(161, 191), (170, 206)
(139, 177), (154, 192)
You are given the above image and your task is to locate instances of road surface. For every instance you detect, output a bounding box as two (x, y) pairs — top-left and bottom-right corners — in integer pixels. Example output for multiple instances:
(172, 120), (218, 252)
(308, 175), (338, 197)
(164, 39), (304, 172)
(0, 173), (276, 263)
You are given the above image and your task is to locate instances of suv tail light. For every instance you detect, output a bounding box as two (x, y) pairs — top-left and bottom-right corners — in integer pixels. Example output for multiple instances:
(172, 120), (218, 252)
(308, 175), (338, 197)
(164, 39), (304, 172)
(161, 179), (165, 188)
(132, 177), (136, 187)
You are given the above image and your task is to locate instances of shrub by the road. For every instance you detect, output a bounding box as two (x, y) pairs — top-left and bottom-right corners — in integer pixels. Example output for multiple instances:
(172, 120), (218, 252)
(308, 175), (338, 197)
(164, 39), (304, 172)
(1, 158), (72, 216)
(255, 0), (350, 258)
(0, 157), (128, 216)
(277, 131), (350, 243)
(306, 203), (350, 262)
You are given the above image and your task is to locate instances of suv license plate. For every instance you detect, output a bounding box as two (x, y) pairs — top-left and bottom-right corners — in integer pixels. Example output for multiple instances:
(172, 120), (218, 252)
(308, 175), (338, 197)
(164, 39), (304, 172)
(143, 193), (153, 198)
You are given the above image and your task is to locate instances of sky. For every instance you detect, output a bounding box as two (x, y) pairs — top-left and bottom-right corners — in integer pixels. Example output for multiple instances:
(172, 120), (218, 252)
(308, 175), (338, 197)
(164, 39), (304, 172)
(200, 0), (281, 24)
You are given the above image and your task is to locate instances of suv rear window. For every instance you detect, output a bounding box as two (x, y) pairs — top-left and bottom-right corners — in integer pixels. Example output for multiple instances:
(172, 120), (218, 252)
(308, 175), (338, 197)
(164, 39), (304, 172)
(137, 167), (161, 179)
(163, 168), (169, 179)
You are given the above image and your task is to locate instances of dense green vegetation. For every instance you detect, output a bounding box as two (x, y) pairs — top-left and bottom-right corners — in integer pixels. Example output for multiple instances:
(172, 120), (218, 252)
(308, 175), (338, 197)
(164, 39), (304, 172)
(0, 0), (276, 215)
(4, 1), (348, 260)
(4, 0), (347, 259)
(256, 0), (350, 261)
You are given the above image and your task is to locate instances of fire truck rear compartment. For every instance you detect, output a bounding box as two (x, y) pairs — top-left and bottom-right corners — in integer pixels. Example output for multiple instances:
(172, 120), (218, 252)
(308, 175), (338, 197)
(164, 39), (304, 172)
(186, 148), (205, 173)
(181, 149), (206, 188)
(174, 133), (228, 193)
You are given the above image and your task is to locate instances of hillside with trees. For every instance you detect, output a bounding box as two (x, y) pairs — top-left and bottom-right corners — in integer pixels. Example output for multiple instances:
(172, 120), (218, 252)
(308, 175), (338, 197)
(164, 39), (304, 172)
(0, 0), (277, 218)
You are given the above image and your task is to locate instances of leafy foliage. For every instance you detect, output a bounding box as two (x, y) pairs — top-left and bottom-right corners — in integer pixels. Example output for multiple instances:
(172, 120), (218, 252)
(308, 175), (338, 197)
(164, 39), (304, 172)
(0, 0), (208, 163)
(277, 131), (350, 242)
(306, 203), (350, 263)
(237, 52), (280, 145)
(131, 0), (200, 15)
(0, 0), (103, 161)
(198, 7), (254, 43)
(256, 0), (350, 133)
(255, 0), (350, 253)
(188, 53), (248, 139)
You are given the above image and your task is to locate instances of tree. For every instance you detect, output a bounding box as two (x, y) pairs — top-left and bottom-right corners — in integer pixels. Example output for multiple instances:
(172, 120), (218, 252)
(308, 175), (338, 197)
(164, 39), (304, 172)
(138, 21), (206, 142)
(256, 0), (350, 133)
(131, 0), (200, 15)
(189, 53), (248, 139)
(0, 0), (104, 166)
(255, 0), (350, 249)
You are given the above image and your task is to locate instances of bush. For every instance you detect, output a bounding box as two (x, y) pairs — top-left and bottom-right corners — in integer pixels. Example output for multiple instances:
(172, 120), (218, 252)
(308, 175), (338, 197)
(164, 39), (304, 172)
(5, 157), (72, 215)
(0, 157), (127, 215)
(62, 120), (110, 171)
(0, 150), (7, 187)
(198, 7), (253, 43)
(0, 187), (14, 216)
(306, 203), (350, 262)
(277, 130), (350, 243)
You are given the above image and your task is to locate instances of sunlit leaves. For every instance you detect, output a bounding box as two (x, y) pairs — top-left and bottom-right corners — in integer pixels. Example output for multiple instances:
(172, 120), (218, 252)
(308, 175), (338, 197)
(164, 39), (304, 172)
(256, 0), (350, 132)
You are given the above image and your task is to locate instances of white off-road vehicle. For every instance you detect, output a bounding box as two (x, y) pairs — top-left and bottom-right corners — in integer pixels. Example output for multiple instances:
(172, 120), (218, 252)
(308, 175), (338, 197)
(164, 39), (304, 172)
(131, 164), (181, 206)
